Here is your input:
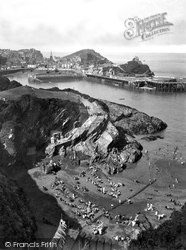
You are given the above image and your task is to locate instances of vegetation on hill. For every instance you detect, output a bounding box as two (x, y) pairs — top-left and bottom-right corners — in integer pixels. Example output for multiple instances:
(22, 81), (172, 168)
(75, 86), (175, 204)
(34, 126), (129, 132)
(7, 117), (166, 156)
(0, 48), (43, 66)
(0, 55), (7, 66)
(62, 49), (112, 66)
(129, 204), (186, 250)
(120, 58), (154, 76)
(0, 170), (37, 246)
(0, 76), (22, 91)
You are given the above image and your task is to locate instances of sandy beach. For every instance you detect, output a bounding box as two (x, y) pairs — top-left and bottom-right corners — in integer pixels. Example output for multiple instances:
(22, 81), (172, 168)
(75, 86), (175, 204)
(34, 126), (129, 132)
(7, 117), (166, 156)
(29, 141), (186, 245)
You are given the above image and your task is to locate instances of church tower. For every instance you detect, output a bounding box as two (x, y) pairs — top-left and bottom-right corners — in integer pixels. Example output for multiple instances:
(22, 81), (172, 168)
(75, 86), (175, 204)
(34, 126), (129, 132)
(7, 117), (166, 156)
(49, 51), (53, 62)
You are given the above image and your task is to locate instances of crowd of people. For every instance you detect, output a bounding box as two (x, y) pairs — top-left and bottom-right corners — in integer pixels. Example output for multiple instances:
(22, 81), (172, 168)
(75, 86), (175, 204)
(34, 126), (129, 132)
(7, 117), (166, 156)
(42, 161), (146, 238)
(48, 176), (101, 225)
(38, 138), (186, 247)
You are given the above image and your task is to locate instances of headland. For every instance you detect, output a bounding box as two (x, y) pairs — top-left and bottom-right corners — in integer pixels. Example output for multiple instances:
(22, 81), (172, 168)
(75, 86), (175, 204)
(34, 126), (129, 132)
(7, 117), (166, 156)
(1, 76), (186, 249)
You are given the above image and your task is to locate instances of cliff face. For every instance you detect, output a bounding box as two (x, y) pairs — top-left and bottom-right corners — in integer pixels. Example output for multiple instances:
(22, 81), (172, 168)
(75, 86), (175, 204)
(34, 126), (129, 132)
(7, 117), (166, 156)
(0, 170), (37, 245)
(0, 48), (44, 66)
(0, 93), (88, 167)
(0, 85), (167, 171)
(42, 89), (143, 168)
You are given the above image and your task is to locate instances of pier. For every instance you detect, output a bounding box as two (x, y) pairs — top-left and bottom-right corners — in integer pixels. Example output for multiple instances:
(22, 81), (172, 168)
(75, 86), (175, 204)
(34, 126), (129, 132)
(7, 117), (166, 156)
(86, 73), (186, 92)
(86, 73), (129, 87)
(146, 79), (186, 92)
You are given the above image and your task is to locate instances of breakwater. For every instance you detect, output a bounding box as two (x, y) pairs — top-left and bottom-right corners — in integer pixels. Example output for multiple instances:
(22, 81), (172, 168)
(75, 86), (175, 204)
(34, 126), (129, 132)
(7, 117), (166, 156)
(28, 69), (85, 83)
(86, 73), (128, 88)
(146, 80), (186, 92)
(86, 73), (186, 92)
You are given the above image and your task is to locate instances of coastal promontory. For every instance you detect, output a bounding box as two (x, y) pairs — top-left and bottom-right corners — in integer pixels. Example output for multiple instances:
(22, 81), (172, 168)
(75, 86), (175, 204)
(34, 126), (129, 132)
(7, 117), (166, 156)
(0, 77), (171, 249)
(0, 83), (167, 171)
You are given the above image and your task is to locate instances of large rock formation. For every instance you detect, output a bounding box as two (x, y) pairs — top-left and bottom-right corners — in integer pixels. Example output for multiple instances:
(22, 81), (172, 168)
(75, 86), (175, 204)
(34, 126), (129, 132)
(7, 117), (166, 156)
(119, 57), (154, 76)
(0, 92), (88, 167)
(0, 76), (22, 91)
(44, 89), (143, 168)
(0, 84), (167, 173)
(103, 100), (167, 136)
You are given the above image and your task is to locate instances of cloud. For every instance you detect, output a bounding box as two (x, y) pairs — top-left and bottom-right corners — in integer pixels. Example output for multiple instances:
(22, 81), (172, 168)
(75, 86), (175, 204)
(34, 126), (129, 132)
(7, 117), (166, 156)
(0, 0), (186, 53)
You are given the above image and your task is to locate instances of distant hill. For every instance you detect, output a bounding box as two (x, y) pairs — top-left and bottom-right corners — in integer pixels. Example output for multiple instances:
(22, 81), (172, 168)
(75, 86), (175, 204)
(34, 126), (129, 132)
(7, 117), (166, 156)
(0, 48), (44, 66)
(61, 49), (112, 66)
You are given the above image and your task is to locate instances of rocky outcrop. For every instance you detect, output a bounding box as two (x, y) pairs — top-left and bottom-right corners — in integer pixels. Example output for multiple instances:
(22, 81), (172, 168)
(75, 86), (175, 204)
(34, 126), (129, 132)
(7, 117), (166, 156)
(0, 170), (37, 245)
(45, 95), (122, 160)
(44, 89), (165, 170)
(103, 100), (167, 136)
(0, 86), (167, 174)
(0, 76), (22, 91)
(119, 57), (154, 76)
(141, 135), (164, 141)
(0, 91), (89, 167)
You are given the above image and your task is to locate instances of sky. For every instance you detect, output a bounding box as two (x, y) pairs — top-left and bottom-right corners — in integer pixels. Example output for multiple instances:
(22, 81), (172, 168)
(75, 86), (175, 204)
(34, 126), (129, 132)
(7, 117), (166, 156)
(0, 0), (186, 58)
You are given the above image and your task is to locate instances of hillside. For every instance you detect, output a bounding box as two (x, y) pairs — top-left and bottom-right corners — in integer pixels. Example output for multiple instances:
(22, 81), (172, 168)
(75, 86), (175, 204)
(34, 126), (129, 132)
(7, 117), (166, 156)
(0, 48), (44, 66)
(0, 78), (170, 248)
(129, 204), (186, 250)
(0, 76), (22, 91)
(0, 169), (37, 246)
(0, 83), (167, 174)
(62, 49), (112, 66)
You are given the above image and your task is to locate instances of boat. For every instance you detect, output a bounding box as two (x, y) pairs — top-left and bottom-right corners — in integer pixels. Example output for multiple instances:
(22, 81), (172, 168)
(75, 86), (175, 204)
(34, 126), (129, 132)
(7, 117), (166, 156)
(135, 70), (149, 77)
(28, 74), (43, 83)
(139, 86), (156, 91)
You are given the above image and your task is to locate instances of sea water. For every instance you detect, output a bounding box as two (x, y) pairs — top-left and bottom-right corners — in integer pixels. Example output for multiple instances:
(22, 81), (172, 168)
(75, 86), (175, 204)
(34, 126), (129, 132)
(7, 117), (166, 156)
(109, 52), (186, 78)
(7, 53), (186, 249)
(8, 53), (186, 159)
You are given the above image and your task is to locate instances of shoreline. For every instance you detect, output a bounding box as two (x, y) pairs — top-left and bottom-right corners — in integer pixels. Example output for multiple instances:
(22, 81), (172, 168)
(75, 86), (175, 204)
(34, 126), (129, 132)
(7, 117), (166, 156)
(0, 68), (34, 76)
(0, 82), (186, 249)
(29, 143), (186, 248)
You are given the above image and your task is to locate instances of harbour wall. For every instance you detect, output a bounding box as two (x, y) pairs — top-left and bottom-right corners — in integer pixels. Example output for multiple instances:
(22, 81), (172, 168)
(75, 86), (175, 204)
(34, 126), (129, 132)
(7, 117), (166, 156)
(86, 74), (186, 92)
